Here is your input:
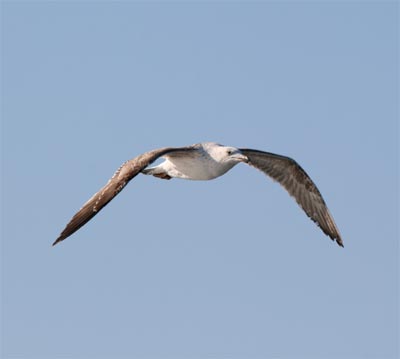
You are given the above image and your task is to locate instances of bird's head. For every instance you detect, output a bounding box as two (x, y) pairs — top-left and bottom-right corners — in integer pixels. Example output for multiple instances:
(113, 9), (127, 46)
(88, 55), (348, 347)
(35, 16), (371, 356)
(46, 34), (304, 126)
(222, 147), (249, 164)
(202, 142), (249, 167)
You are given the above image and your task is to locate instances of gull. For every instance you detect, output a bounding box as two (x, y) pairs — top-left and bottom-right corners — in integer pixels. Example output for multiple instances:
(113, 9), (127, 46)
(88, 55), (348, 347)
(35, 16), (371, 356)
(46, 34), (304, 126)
(53, 142), (343, 247)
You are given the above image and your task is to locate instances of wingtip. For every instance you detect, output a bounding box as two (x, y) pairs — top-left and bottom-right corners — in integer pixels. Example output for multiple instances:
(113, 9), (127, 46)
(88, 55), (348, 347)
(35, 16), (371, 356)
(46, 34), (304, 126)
(326, 233), (344, 248)
(52, 237), (63, 247)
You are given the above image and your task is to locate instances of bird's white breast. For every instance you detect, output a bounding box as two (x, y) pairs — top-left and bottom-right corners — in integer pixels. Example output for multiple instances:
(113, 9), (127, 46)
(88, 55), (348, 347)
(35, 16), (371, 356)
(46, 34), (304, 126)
(165, 156), (234, 180)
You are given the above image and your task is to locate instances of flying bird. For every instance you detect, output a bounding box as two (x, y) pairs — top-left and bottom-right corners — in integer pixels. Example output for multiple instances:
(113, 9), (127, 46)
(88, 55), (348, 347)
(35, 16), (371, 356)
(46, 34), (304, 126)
(53, 142), (343, 247)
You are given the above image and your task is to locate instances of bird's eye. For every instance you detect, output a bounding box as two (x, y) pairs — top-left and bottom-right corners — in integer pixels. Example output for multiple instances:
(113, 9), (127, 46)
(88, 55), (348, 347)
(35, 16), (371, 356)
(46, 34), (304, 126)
(227, 150), (232, 155)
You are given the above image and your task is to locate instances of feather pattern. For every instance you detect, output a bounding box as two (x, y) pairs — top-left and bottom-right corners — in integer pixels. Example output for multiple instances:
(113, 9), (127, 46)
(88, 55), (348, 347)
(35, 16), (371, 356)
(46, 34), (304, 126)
(240, 148), (343, 247)
(54, 143), (342, 247)
(53, 146), (195, 246)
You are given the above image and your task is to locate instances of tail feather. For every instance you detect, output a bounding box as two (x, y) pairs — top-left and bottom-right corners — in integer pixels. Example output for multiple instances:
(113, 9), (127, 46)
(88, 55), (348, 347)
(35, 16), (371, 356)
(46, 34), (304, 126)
(141, 167), (171, 180)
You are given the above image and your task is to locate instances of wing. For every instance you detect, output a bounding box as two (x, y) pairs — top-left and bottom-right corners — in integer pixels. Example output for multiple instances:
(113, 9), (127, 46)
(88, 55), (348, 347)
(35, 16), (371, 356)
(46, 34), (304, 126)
(240, 149), (343, 247)
(53, 146), (196, 246)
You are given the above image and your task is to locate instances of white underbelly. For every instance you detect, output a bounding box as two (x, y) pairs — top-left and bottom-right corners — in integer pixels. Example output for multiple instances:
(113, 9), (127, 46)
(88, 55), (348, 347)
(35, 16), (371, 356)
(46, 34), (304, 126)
(167, 157), (231, 180)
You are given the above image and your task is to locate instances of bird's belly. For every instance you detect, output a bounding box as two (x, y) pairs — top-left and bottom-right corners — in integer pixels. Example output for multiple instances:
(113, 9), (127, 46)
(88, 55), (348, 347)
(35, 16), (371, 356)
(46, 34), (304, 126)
(168, 158), (230, 180)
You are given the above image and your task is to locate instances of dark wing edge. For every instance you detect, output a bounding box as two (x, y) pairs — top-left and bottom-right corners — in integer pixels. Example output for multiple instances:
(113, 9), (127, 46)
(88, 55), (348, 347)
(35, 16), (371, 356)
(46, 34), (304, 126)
(53, 146), (196, 246)
(240, 149), (343, 247)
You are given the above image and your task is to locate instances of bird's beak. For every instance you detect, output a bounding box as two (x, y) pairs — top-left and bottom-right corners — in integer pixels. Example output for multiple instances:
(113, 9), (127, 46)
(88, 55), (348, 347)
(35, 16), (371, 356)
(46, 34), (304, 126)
(232, 153), (249, 163)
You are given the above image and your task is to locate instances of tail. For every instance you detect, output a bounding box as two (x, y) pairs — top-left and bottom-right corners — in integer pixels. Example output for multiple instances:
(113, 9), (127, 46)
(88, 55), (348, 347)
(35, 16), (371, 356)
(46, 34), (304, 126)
(141, 167), (172, 180)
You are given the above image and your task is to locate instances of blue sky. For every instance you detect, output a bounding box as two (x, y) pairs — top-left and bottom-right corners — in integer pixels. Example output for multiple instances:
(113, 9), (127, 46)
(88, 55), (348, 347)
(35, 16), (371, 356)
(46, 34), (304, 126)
(1, 2), (398, 358)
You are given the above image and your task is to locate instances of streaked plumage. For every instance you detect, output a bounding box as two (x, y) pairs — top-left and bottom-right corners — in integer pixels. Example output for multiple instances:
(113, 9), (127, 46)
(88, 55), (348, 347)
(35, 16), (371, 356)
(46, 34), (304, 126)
(54, 142), (343, 247)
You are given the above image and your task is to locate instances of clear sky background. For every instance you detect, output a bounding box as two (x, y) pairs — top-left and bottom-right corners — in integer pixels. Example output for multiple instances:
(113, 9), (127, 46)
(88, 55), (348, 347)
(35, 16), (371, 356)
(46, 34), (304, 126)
(1, 2), (398, 359)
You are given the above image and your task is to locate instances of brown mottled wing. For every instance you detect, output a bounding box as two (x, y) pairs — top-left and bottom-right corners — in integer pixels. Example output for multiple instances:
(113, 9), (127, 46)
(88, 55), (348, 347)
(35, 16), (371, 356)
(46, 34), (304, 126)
(240, 149), (343, 247)
(53, 146), (195, 246)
